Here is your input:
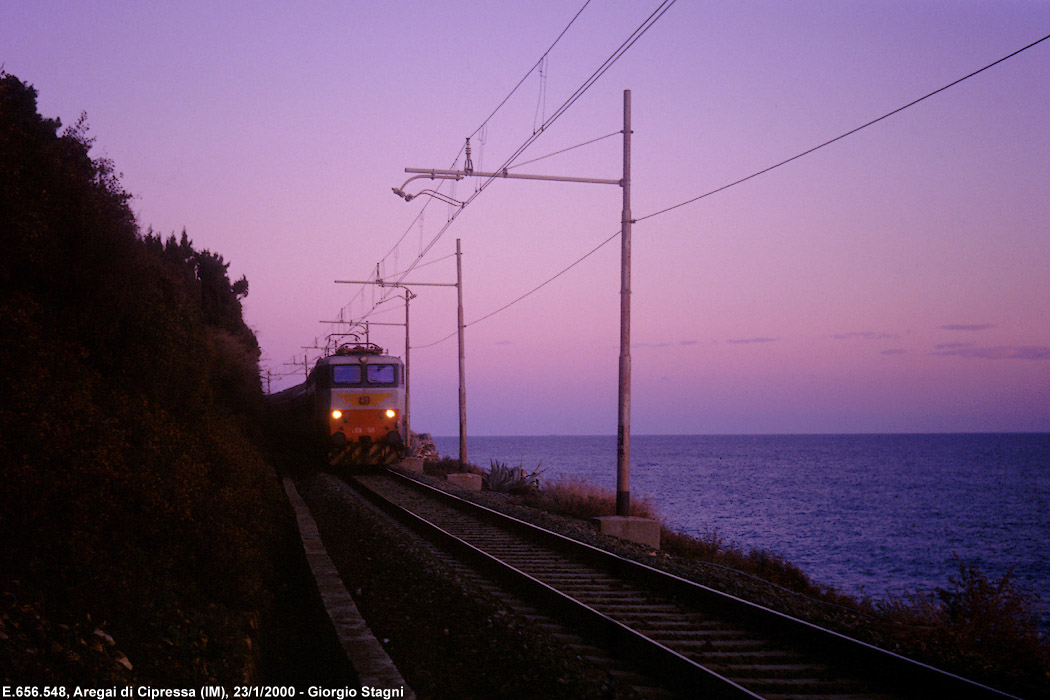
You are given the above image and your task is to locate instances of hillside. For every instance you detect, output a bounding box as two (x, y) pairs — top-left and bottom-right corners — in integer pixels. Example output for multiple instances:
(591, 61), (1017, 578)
(0, 72), (325, 683)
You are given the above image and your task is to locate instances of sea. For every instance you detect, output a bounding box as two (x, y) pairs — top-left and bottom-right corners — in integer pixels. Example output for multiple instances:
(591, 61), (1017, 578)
(432, 433), (1050, 632)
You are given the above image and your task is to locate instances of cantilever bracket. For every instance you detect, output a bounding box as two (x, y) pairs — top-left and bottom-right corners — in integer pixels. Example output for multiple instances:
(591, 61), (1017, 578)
(392, 171), (465, 202)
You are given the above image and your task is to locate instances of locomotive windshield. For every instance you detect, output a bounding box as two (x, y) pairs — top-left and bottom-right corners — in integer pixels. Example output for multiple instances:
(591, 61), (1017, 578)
(331, 363), (399, 387)
(367, 364), (396, 384)
(332, 365), (362, 385)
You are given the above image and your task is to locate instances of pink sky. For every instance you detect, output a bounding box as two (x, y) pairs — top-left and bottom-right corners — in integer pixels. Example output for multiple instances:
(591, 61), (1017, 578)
(5, 1), (1049, 435)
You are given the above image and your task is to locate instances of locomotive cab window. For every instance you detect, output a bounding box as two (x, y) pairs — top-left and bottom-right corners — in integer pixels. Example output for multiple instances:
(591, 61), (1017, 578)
(332, 365), (362, 386)
(330, 363), (398, 386)
(366, 364), (398, 385)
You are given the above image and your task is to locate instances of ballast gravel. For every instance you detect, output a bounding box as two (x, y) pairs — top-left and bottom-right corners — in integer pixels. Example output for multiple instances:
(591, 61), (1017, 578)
(292, 472), (646, 700)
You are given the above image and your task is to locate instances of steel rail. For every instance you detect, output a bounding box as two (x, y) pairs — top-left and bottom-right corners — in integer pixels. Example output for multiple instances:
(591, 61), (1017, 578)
(367, 469), (1021, 699)
(348, 473), (758, 699)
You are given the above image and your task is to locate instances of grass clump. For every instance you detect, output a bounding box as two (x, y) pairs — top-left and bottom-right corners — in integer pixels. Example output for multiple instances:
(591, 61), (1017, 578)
(524, 477), (658, 520)
(423, 456), (483, 478)
(660, 528), (829, 598)
(525, 478), (820, 595)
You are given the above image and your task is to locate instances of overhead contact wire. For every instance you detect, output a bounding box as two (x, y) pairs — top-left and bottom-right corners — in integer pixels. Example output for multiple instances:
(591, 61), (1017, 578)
(469, 0), (593, 140)
(328, 0), (676, 359)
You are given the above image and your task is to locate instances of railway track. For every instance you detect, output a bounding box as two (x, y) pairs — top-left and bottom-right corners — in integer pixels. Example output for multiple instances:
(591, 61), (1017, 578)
(345, 470), (1020, 700)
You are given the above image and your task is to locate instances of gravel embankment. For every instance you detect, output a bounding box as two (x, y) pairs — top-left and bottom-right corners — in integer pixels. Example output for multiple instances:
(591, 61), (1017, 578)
(293, 472), (647, 700)
(295, 467), (1042, 699)
(398, 469), (885, 638)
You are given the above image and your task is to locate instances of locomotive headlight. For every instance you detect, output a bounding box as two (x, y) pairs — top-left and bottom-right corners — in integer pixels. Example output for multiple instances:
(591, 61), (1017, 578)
(331, 410), (343, 420)
(385, 409), (396, 419)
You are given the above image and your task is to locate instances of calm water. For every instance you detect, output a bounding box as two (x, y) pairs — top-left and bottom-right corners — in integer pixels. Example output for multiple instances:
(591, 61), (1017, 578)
(432, 433), (1050, 630)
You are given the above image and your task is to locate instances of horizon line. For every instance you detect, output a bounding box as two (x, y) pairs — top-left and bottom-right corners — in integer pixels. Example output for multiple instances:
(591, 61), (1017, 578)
(427, 431), (1050, 439)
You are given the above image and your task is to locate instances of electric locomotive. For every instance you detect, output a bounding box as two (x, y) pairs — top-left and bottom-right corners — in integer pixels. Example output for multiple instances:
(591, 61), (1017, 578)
(270, 343), (406, 468)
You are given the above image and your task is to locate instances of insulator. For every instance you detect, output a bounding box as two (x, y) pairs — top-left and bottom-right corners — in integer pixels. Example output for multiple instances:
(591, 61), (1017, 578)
(464, 137), (474, 175)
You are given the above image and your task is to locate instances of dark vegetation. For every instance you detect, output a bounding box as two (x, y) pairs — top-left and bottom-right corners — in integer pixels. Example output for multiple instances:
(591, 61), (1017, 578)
(422, 455), (483, 478)
(0, 73), (331, 683)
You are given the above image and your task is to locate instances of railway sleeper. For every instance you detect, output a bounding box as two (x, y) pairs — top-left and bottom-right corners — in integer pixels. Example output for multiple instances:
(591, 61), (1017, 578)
(644, 629), (755, 643)
(695, 651), (812, 669)
(672, 638), (778, 652)
(614, 610), (717, 624)
(568, 593), (666, 606)
(501, 558), (583, 569)
(615, 624), (764, 643)
(629, 617), (728, 631)
(506, 562), (590, 572)
(527, 576), (628, 588)
(712, 662), (835, 679)
(585, 600), (684, 610)
(547, 581), (644, 591)
(739, 680), (877, 696)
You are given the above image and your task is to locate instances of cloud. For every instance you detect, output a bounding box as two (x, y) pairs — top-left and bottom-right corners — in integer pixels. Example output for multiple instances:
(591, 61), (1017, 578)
(726, 337), (778, 344)
(940, 324), (995, 332)
(630, 339), (700, 349)
(832, 331), (900, 340)
(494, 340), (513, 346)
(934, 342), (974, 350)
(931, 346), (1050, 360)
(881, 348), (908, 355)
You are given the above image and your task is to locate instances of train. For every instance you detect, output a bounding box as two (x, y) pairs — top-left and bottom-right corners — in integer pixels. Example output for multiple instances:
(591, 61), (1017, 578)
(269, 343), (406, 468)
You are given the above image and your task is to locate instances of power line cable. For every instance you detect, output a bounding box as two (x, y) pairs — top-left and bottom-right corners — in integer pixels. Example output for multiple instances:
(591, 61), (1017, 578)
(388, 0), (677, 295)
(414, 30), (1050, 348)
(508, 130), (623, 170)
(366, 0), (593, 276)
(636, 31), (1050, 223)
(466, 0), (676, 203)
(305, 1), (676, 365)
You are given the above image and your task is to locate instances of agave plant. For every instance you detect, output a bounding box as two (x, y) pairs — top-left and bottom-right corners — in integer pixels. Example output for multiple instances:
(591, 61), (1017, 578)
(484, 459), (543, 494)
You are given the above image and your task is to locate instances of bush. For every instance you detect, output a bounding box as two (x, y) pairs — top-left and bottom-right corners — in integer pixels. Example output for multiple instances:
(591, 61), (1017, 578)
(483, 460), (543, 494)
(878, 559), (1050, 695)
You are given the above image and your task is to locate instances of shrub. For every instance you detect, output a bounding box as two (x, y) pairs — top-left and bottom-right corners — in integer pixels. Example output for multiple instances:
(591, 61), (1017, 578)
(878, 558), (1050, 695)
(483, 460), (543, 494)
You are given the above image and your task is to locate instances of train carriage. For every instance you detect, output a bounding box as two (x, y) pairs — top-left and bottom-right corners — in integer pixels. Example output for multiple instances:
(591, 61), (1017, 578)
(270, 343), (406, 468)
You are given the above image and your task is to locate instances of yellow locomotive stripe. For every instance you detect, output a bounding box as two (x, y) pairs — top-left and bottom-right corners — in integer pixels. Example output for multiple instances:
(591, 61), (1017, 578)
(336, 392), (394, 407)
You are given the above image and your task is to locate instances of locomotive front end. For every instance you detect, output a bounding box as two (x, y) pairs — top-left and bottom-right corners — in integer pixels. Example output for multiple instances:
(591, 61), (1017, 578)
(320, 346), (406, 468)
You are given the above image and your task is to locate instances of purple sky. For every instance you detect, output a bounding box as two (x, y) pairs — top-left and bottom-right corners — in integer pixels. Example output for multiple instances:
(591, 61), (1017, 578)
(5, 1), (1049, 435)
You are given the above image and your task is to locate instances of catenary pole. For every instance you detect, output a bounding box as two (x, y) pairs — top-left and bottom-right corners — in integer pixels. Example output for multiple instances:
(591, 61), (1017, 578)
(404, 290), (412, 453)
(394, 90), (632, 505)
(457, 239), (467, 465)
(617, 89), (632, 517)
